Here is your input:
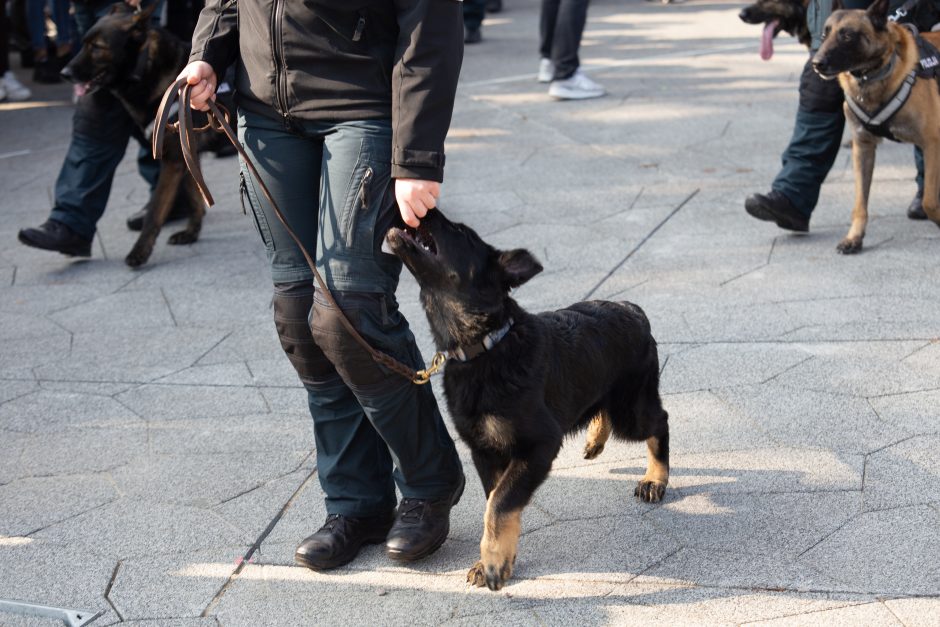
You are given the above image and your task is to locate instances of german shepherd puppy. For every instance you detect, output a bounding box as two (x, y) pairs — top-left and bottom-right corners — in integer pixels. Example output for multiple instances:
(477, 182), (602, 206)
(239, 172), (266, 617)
(813, 0), (940, 253)
(61, 3), (221, 267)
(385, 211), (670, 591)
(739, 0), (811, 59)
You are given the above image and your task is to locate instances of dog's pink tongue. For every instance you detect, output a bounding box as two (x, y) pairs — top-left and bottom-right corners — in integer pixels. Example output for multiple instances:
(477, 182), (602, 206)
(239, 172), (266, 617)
(74, 83), (88, 98)
(761, 19), (779, 61)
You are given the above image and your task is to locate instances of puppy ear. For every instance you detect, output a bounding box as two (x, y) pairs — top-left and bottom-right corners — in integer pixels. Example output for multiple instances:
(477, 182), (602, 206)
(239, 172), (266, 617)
(498, 249), (543, 289)
(867, 0), (889, 30)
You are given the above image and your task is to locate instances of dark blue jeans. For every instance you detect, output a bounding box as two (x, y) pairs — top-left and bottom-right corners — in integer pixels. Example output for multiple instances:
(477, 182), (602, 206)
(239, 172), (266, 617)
(540, 0), (590, 80)
(238, 110), (463, 517)
(48, 0), (160, 241)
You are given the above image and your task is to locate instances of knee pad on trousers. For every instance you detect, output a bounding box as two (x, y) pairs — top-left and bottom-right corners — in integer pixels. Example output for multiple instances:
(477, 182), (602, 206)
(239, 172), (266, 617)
(310, 289), (415, 390)
(272, 281), (335, 387)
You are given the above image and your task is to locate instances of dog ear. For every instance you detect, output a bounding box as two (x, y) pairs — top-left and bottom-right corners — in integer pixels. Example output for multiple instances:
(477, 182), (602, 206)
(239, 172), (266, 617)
(831, 0), (844, 11)
(129, 1), (160, 28)
(497, 249), (543, 289)
(867, 0), (889, 30)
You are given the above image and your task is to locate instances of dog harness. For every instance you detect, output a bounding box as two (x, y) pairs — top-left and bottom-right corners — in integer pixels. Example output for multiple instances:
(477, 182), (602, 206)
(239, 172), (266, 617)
(846, 30), (940, 141)
(447, 319), (514, 362)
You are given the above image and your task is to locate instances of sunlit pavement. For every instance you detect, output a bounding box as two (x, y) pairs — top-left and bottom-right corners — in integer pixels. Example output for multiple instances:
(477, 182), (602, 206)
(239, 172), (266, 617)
(1, 1), (938, 624)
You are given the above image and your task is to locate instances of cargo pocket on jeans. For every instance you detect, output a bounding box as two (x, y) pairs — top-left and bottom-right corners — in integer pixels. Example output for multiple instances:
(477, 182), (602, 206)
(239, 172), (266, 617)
(342, 162), (391, 258)
(240, 169), (275, 251)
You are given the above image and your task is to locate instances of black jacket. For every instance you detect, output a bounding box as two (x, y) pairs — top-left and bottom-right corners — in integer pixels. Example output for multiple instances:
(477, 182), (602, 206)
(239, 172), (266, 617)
(190, 0), (464, 182)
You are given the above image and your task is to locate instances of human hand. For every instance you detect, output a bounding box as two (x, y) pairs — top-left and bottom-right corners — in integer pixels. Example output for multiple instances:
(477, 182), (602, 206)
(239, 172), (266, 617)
(395, 179), (440, 227)
(125, 0), (141, 6)
(176, 61), (217, 112)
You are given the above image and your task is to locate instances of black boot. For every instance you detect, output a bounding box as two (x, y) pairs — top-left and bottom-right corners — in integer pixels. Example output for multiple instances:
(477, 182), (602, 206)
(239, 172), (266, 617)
(385, 475), (465, 562)
(745, 190), (810, 232)
(18, 220), (92, 257)
(907, 193), (927, 220)
(295, 512), (395, 571)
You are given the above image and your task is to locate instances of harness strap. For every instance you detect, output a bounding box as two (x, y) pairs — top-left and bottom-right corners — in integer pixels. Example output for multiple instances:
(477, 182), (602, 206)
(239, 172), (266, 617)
(846, 70), (916, 138)
(153, 78), (442, 385)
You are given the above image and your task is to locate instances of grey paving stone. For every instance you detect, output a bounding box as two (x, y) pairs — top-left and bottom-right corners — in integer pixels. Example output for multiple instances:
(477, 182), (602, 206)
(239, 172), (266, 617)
(869, 388), (940, 436)
(797, 505), (940, 595)
(863, 435), (940, 510)
(47, 290), (175, 333)
(108, 546), (245, 620)
(660, 343), (811, 393)
(147, 412), (311, 456)
(0, 537), (114, 620)
(742, 601), (903, 626)
(659, 390), (777, 453)
(214, 465), (315, 540)
(116, 383), (269, 421)
(152, 362), (255, 386)
(0, 391), (143, 434)
(32, 499), (251, 559)
(0, 379), (38, 404)
(882, 597), (940, 627)
(161, 286), (271, 327)
(19, 424), (148, 476)
(714, 385), (908, 455)
(110, 450), (309, 508)
(0, 475), (119, 536)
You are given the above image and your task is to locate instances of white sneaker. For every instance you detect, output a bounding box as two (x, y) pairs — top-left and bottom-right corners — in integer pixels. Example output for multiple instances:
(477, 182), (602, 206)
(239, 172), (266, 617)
(537, 58), (554, 83)
(548, 69), (605, 100)
(1, 71), (32, 102)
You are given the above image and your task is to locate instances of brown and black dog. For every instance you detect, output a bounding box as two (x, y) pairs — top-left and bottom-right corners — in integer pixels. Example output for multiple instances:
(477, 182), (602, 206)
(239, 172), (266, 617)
(813, 0), (940, 253)
(61, 3), (229, 267)
(739, 0), (812, 59)
(385, 210), (670, 591)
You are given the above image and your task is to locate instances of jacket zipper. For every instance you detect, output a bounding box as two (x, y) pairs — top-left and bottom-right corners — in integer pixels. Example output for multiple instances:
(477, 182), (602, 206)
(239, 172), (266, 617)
(352, 14), (366, 42)
(271, 0), (289, 123)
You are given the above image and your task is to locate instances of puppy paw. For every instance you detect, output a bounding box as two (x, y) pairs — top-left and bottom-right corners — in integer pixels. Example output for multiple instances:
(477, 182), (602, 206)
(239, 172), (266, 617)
(634, 480), (666, 503)
(483, 558), (513, 591)
(125, 246), (151, 268)
(583, 441), (605, 460)
(836, 238), (863, 254)
(467, 561), (486, 587)
(168, 230), (199, 246)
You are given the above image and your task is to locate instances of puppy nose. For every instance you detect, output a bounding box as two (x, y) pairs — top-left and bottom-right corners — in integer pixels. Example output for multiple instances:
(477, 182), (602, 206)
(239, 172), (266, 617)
(739, 8), (751, 19)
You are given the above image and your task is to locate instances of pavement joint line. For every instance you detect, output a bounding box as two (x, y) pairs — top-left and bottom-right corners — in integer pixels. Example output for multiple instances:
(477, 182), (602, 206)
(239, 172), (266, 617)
(759, 355), (814, 385)
(459, 42), (760, 89)
(23, 498), (120, 538)
(200, 466), (319, 618)
(879, 598), (911, 627)
(583, 188), (700, 300)
(103, 560), (124, 622)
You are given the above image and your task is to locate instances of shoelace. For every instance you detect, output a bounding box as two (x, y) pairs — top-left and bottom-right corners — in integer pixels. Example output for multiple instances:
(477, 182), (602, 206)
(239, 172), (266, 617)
(397, 499), (427, 523)
(319, 513), (343, 533)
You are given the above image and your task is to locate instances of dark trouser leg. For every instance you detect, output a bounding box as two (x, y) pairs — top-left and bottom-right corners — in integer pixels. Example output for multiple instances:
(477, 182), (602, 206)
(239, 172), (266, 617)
(463, 0), (485, 30)
(771, 59), (846, 217)
(0, 1), (10, 76)
(915, 146), (925, 196)
(541, 0), (589, 80)
(273, 281), (396, 517)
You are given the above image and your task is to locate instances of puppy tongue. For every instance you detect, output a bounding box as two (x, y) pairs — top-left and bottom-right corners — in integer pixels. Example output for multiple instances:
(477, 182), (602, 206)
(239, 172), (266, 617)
(74, 82), (89, 98)
(761, 19), (779, 61)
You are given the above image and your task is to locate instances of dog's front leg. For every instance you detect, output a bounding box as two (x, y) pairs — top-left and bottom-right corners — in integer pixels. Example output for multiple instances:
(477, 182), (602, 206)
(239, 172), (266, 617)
(126, 161), (186, 267)
(167, 171), (206, 246)
(467, 441), (557, 591)
(838, 129), (877, 254)
(920, 137), (940, 226)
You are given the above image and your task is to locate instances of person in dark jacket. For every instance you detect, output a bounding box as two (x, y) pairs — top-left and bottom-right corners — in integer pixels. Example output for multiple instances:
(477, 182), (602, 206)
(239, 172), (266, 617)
(746, 0), (938, 230)
(181, 0), (466, 571)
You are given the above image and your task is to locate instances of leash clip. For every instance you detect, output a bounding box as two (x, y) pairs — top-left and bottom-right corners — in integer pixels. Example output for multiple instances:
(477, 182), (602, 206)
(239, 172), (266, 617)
(413, 352), (446, 385)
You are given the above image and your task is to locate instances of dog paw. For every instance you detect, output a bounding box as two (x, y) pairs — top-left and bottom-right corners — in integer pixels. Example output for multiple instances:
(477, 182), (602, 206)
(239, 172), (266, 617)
(168, 230), (199, 246)
(583, 442), (605, 460)
(836, 238), (863, 254)
(634, 480), (666, 503)
(484, 558), (513, 591)
(125, 247), (150, 268)
(467, 561), (487, 588)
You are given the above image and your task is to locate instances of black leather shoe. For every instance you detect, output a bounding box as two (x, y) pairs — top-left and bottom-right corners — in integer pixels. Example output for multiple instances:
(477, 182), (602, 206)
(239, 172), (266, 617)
(294, 512), (395, 571)
(745, 190), (810, 232)
(18, 220), (92, 257)
(126, 202), (190, 232)
(907, 193), (927, 220)
(486, 0), (503, 12)
(385, 475), (465, 562)
(464, 26), (482, 44)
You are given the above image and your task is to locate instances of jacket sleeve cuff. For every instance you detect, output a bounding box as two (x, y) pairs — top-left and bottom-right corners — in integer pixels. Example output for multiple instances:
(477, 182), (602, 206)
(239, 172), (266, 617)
(188, 50), (229, 79)
(392, 147), (446, 182)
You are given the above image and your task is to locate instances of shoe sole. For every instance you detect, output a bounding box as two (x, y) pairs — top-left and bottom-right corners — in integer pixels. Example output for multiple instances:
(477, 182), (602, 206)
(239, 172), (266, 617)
(548, 89), (605, 100)
(386, 475), (466, 563)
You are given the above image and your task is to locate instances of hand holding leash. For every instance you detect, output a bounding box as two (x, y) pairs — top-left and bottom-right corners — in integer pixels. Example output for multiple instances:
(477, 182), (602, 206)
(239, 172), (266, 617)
(178, 61), (217, 112)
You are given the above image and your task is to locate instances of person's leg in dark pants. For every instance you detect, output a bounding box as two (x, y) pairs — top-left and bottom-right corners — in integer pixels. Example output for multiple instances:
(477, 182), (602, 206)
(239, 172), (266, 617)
(540, 0), (603, 98)
(463, 0), (485, 43)
(746, 58), (845, 231)
(909, 146), (928, 219)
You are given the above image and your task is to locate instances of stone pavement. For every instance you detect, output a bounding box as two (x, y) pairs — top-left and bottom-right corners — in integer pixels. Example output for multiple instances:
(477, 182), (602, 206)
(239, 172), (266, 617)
(1, 0), (939, 624)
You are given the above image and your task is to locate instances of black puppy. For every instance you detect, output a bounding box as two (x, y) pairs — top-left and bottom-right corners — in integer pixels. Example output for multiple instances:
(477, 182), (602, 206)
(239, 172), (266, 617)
(385, 211), (670, 591)
(61, 3), (228, 267)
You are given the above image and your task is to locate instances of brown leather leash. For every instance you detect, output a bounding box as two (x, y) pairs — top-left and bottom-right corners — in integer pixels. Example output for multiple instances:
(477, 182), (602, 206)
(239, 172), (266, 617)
(152, 77), (445, 385)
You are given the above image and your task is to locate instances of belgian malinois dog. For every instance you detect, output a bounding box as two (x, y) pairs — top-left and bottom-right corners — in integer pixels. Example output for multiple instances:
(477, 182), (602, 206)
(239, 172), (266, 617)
(739, 0), (811, 59)
(61, 3), (225, 267)
(812, 0), (940, 253)
(385, 210), (670, 591)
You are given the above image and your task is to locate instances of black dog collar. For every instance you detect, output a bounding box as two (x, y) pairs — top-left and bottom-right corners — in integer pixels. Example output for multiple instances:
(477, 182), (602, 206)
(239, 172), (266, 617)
(448, 318), (514, 362)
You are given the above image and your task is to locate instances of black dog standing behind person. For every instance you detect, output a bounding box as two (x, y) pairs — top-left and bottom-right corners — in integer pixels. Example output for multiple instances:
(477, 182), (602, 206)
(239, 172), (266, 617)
(385, 210), (670, 592)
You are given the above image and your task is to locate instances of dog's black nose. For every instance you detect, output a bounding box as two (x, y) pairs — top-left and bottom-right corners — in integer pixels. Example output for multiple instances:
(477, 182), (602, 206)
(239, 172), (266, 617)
(739, 8), (752, 20)
(811, 59), (827, 74)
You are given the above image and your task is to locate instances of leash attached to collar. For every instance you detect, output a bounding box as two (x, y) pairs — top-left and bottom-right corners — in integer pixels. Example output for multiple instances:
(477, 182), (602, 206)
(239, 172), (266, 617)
(152, 77), (445, 385)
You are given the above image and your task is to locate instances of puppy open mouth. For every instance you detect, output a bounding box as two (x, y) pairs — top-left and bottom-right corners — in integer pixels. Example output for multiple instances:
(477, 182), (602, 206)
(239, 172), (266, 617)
(384, 224), (438, 257)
